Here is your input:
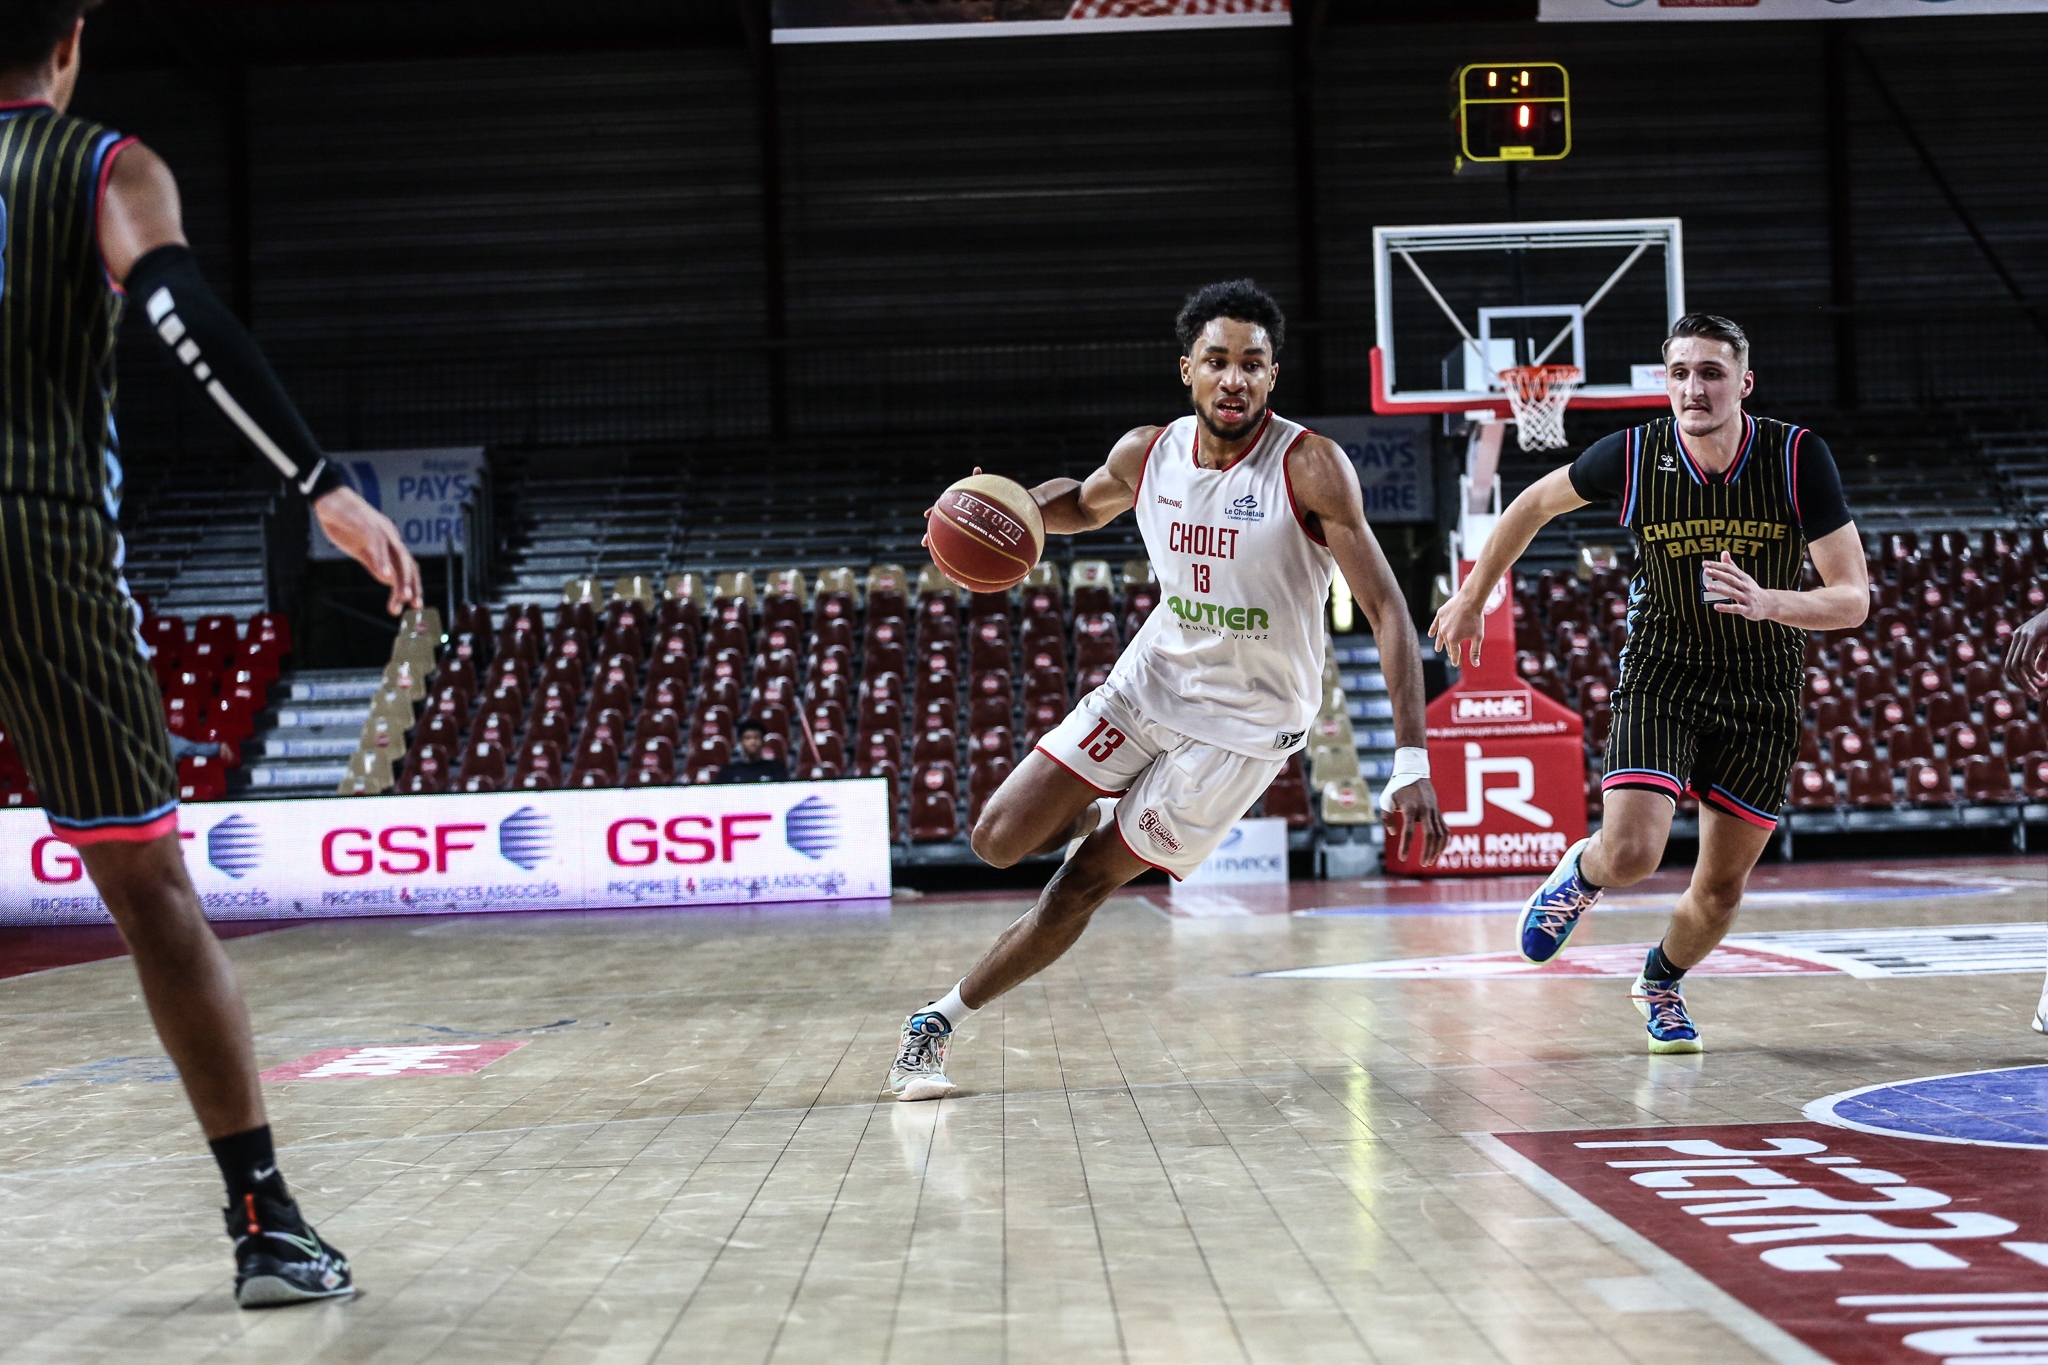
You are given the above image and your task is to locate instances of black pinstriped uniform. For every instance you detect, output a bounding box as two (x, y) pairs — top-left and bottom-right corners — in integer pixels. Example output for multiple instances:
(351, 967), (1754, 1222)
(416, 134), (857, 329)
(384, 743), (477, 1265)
(0, 102), (179, 841)
(1569, 414), (1851, 830)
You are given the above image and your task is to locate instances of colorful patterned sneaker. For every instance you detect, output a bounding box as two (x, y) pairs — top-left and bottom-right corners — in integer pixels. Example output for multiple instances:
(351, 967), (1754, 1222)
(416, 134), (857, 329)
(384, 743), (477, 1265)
(1517, 836), (1602, 963)
(226, 1191), (354, 1308)
(889, 1009), (959, 1102)
(1631, 973), (1704, 1054)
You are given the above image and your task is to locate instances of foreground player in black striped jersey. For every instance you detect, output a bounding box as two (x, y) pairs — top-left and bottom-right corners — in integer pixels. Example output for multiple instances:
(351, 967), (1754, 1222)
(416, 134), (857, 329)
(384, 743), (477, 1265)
(1, 3), (421, 1306)
(1430, 314), (1868, 1053)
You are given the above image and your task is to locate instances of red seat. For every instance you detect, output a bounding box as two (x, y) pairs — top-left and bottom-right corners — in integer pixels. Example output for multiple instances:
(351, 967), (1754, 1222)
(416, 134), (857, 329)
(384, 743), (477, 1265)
(691, 732), (733, 773)
(247, 610), (292, 655)
(177, 753), (228, 802)
(1833, 639), (1875, 675)
(1938, 721), (1984, 761)
(1797, 726), (1819, 764)
(515, 740), (565, 784)
(2020, 750), (2048, 800)
(1962, 755), (2019, 804)
(234, 637), (283, 687)
(856, 730), (900, 773)
(968, 753), (1013, 825)
(1582, 702), (1611, 750)
(1905, 662), (1951, 703)
(802, 729), (846, 771)
(1787, 761), (1838, 809)
(865, 635), (908, 681)
(913, 667), (957, 708)
(1963, 661), (2004, 701)
(807, 700), (847, 739)
(1850, 665), (1895, 706)
(1980, 691), (2025, 727)
(969, 616), (1012, 674)
(1802, 668), (1837, 706)
(1882, 722), (1932, 763)
(1826, 723), (1872, 764)
(806, 659), (851, 708)
(637, 706), (683, 748)
(1944, 633), (1984, 669)
(572, 737), (620, 781)
(1261, 757), (1314, 829)
(1844, 759), (1894, 808)
(1923, 691), (1969, 731)
(911, 726), (957, 769)
(908, 762), (960, 842)
(193, 614), (240, 657)
(810, 617), (853, 657)
(584, 707), (630, 751)
(2001, 719), (2047, 759)
(907, 689), (951, 732)
(1811, 694), (1851, 734)
(472, 708), (518, 752)
(599, 622), (645, 663)
(1021, 698), (1065, 750)
(529, 679), (578, 729)
(458, 740), (508, 792)
(1867, 694), (1909, 731)
(1901, 757), (1953, 805)
(411, 711), (462, 758)
(1073, 615), (1120, 672)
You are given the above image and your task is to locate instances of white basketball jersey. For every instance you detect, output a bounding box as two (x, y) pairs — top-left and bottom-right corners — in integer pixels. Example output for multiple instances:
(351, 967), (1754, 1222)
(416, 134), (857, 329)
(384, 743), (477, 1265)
(1107, 412), (1335, 757)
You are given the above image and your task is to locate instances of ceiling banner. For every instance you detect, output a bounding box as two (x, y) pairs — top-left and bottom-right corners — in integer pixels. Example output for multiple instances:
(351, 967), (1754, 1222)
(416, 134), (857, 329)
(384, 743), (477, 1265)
(1541, 0), (2048, 19)
(772, 0), (1289, 44)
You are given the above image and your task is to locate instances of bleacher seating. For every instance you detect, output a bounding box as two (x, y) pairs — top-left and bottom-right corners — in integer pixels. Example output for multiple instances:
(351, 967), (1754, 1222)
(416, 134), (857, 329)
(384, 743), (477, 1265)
(1518, 526), (2046, 818)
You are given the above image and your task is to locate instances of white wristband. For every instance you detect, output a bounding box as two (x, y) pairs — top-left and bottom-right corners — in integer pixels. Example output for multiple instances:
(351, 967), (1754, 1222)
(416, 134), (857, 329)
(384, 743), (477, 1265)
(1378, 747), (1431, 812)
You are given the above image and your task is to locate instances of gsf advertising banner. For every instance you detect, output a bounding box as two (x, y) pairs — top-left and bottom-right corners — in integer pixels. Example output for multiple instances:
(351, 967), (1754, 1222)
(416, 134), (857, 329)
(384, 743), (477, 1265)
(1, 780), (892, 926)
(310, 447), (484, 561)
(1541, 0), (2045, 19)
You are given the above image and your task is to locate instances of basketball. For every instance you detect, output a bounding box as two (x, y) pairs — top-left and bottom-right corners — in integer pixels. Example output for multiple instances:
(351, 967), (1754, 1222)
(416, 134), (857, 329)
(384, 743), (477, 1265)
(927, 473), (1044, 594)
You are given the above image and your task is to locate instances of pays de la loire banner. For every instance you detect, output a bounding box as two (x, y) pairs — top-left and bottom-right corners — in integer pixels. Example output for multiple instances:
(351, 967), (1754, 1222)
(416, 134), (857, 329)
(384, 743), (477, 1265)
(0, 780), (891, 926)
(1384, 562), (1588, 877)
(310, 448), (484, 562)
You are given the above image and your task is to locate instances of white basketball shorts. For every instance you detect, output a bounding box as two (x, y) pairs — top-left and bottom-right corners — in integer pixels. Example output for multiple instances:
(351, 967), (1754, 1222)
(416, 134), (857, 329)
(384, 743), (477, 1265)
(1033, 684), (1288, 879)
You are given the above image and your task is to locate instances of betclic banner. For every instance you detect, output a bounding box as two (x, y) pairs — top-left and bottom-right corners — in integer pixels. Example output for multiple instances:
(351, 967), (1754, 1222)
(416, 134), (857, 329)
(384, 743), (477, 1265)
(772, 0), (1289, 45)
(1542, 0), (2047, 19)
(0, 780), (892, 926)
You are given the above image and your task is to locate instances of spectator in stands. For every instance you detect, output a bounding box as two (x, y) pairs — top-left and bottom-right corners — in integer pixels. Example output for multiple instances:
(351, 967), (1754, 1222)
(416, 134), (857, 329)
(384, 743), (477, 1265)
(716, 719), (789, 784)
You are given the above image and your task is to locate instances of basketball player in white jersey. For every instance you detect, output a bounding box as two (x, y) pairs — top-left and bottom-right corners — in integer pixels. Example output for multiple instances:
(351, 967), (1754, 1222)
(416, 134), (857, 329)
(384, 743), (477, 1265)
(889, 280), (1447, 1100)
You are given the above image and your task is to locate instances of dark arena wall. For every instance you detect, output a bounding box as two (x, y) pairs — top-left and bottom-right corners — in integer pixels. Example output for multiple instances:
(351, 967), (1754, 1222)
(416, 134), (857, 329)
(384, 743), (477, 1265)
(80, 4), (2048, 464)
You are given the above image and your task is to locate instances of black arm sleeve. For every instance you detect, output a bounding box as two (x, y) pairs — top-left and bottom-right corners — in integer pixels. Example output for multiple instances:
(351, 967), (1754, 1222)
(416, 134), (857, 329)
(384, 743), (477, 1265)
(1566, 429), (1628, 504)
(1791, 431), (1852, 540)
(125, 244), (350, 501)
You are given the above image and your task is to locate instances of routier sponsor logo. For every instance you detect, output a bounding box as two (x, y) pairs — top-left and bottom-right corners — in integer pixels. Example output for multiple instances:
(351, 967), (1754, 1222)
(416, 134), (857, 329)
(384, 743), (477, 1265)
(0, 782), (891, 926)
(1166, 596), (1271, 632)
(1487, 1121), (2048, 1365)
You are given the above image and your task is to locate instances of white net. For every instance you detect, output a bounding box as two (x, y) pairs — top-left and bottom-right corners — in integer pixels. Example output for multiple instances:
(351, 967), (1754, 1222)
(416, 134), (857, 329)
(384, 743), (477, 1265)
(1499, 365), (1582, 452)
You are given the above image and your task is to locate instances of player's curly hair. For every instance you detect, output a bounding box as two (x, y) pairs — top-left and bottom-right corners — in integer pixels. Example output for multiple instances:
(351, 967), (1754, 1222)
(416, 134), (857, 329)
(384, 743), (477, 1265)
(1664, 313), (1749, 368)
(0, 0), (96, 73)
(1175, 279), (1286, 356)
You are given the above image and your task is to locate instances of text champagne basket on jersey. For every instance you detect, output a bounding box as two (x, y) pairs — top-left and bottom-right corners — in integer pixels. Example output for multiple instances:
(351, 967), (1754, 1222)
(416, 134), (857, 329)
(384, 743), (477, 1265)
(1386, 566), (1587, 876)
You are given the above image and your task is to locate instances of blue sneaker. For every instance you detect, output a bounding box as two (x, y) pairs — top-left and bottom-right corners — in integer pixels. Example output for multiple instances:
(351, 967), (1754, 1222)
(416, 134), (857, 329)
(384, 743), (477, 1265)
(1517, 837), (1601, 963)
(1630, 973), (1704, 1054)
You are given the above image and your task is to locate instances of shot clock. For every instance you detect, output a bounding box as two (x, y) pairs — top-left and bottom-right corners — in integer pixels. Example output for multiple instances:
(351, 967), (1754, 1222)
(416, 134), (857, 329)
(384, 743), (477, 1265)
(1454, 63), (1571, 168)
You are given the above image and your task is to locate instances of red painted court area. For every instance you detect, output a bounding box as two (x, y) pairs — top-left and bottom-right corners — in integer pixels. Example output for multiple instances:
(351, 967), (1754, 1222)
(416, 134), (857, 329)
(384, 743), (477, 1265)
(1496, 1122), (2048, 1364)
(0, 921), (284, 981)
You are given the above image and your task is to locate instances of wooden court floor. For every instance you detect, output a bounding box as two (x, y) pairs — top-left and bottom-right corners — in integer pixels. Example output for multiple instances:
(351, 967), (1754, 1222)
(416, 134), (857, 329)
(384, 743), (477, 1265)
(0, 856), (2041, 1364)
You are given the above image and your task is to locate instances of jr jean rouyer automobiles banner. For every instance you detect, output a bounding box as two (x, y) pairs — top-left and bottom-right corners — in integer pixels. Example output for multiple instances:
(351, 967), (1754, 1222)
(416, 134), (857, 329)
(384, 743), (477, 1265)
(0, 780), (893, 926)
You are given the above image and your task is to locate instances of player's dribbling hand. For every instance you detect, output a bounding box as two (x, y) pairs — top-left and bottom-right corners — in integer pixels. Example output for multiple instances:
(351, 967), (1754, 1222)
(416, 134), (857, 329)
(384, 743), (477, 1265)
(1703, 552), (1774, 620)
(1427, 591), (1486, 668)
(1387, 778), (1448, 866)
(2004, 607), (2048, 698)
(920, 466), (984, 551)
(315, 487), (424, 616)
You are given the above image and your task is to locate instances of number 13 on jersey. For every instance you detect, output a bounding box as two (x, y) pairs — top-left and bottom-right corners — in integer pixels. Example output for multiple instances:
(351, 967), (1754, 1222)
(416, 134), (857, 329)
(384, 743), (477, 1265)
(1193, 563), (1211, 594)
(1078, 718), (1126, 763)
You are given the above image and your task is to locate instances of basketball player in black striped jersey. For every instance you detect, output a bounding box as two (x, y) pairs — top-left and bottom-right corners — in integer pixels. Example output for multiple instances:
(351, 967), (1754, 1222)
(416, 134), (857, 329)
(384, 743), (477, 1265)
(2, 4), (420, 1305)
(1431, 314), (1868, 1053)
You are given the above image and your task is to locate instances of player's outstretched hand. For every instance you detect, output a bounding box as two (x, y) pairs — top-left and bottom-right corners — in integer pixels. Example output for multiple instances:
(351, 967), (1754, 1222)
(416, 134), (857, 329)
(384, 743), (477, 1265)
(921, 465), (984, 552)
(1427, 590), (1486, 668)
(1388, 778), (1448, 866)
(315, 487), (423, 616)
(1704, 552), (1773, 619)
(2004, 607), (2048, 697)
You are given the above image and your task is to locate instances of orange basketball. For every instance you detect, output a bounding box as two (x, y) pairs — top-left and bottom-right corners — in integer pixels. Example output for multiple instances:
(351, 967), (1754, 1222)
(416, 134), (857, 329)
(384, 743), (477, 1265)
(928, 474), (1044, 594)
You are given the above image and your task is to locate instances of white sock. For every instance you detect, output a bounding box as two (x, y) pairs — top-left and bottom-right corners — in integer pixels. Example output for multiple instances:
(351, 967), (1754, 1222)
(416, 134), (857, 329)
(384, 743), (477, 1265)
(1093, 795), (1119, 837)
(931, 981), (978, 1032)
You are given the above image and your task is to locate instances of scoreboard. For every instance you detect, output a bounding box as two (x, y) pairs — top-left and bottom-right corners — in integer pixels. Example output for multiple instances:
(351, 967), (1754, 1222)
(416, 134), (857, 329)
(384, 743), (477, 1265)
(1455, 63), (1571, 166)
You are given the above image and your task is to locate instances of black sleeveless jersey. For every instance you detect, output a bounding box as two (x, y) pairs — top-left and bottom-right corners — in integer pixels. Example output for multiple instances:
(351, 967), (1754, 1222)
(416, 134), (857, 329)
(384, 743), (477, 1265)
(1597, 415), (1822, 691)
(0, 102), (133, 508)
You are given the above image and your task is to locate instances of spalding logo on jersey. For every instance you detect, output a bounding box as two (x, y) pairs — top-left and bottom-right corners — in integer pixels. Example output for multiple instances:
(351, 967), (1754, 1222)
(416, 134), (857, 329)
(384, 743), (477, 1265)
(1225, 494), (1264, 523)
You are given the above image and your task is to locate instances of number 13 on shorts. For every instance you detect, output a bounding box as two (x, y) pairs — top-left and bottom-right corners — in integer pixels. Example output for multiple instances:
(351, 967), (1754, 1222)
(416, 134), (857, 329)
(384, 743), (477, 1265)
(1079, 718), (1126, 763)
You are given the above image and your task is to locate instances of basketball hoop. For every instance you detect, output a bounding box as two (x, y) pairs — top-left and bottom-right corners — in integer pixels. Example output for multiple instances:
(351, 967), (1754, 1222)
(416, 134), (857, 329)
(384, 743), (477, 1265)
(1498, 364), (1582, 452)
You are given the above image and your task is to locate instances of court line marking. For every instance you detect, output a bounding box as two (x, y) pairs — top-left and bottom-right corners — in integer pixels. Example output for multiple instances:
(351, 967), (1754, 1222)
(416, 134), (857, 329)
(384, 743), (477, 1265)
(1803, 1063), (2048, 1151)
(1463, 1131), (1834, 1365)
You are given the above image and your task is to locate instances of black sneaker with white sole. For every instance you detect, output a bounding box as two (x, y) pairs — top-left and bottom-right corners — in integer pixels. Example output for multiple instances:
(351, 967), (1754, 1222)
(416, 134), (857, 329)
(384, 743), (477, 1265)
(225, 1190), (355, 1308)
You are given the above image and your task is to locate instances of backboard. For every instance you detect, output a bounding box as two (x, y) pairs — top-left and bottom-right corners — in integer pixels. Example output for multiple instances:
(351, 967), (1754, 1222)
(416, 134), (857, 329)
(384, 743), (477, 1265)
(1369, 217), (1684, 417)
